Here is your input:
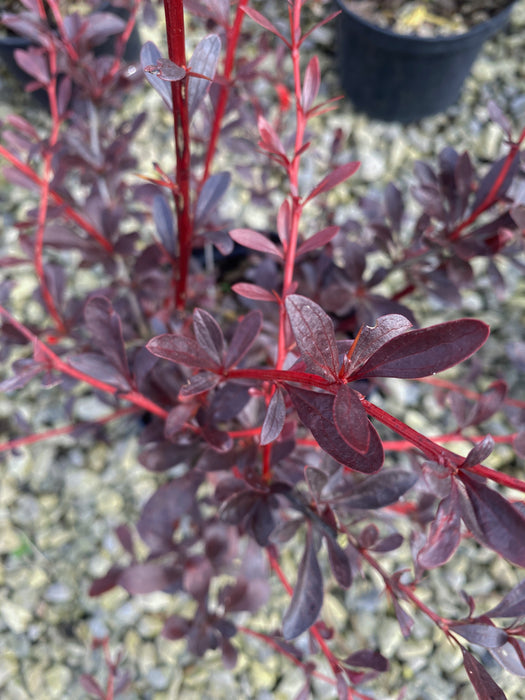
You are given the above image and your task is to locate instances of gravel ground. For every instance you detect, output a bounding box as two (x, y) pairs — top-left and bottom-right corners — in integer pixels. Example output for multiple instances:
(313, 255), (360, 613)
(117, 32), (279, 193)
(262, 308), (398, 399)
(1, 2), (525, 699)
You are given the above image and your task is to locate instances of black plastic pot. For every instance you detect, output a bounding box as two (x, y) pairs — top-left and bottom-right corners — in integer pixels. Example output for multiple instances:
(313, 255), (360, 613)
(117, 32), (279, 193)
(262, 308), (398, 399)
(335, 0), (516, 122)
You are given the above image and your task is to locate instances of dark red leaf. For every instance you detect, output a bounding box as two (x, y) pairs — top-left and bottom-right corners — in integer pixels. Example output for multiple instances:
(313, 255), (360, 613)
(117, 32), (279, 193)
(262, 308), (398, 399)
(210, 383), (250, 422)
(187, 34), (221, 120)
(384, 183), (404, 232)
(229, 228), (283, 258)
(359, 523), (379, 548)
(472, 153), (519, 212)
(224, 310), (262, 369)
(287, 385), (384, 474)
(393, 599), (414, 638)
(462, 648), (507, 700)
(486, 579), (525, 619)
(115, 524), (134, 557)
(193, 308), (224, 366)
(350, 318), (489, 380)
(302, 55), (320, 112)
(451, 622), (508, 649)
(257, 115), (287, 159)
(164, 404), (197, 441)
(333, 384), (370, 454)
(88, 566), (123, 597)
(84, 296), (129, 378)
(282, 528), (323, 639)
(458, 473), (525, 567)
(232, 282), (277, 302)
(296, 226), (339, 257)
(370, 533), (404, 553)
(285, 294), (339, 380)
(179, 372), (221, 398)
(260, 387), (286, 445)
(418, 486), (461, 569)
(219, 578), (270, 614)
(147, 333), (219, 370)
(343, 315), (413, 378)
(304, 162), (360, 203)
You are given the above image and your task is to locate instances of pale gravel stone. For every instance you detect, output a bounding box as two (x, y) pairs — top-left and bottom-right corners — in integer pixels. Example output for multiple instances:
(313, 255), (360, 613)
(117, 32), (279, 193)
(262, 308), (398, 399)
(0, 600), (32, 634)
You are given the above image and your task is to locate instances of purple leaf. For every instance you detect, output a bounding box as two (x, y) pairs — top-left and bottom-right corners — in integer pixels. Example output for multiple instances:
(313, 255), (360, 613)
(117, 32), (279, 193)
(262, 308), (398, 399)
(384, 183), (404, 232)
(118, 563), (170, 595)
(359, 524), (379, 548)
(324, 468), (417, 508)
(450, 622), (508, 649)
(188, 34), (221, 120)
(490, 640), (525, 678)
(287, 386), (384, 474)
(153, 195), (176, 256)
(83, 12), (126, 45)
(304, 162), (360, 203)
(302, 56), (320, 112)
(282, 528), (323, 639)
(343, 649), (388, 671)
(260, 388), (286, 445)
(485, 579), (525, 619)
(14, 47), (49, 84)
(88, 566), (123, 597)
(241, 6), (289, 44)
(68, 353), (131, 391)
(115, 524), (134, 557)
(350, 318), (489, 381)
(195, 171), (230, 224)
(84, 297), (129, 378)
(224, 310), (262, 369)
(333, 384), (371, 454)
(141, 42), (173, 109)
(257, 115), (287, 159)
(147, 333), (219, 370)
(370, 533), (404, 553)
(458, 473), (525, 567)
(343, 315), (413, 378)
(193, 308), (224, 367)
(462, 436), (495, 469)
(232, 282), (277, 302)
(326, 537), (352, 588)
(79, 674), (105, 699)
(488, 100), (512, 136)
(462, 648), (507, 700)
(418, 486), (461, 569)
(137, 473), (203, 551)
(393, 599), (414, 638)
(296, 226), (340, 257)
(285, 294), (339, 380)
(179, 372), (221, 398)
(229, 228), (283, 258)
(472, 153), (520, 212)
(144, 57), (186, 81)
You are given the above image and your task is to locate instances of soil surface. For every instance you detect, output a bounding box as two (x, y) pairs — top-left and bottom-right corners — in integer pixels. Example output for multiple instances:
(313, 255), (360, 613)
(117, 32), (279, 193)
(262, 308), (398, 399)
(343, 0), (514, 36)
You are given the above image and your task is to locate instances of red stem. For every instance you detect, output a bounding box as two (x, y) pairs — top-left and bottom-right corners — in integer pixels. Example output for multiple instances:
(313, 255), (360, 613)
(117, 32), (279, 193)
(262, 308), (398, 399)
(163, 0), (193, 310)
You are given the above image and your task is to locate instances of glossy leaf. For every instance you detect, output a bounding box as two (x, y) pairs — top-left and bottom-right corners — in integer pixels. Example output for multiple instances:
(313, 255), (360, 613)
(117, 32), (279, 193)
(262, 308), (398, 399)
(324, 468), (417, 508)
(287, 385), (384, 474)
(193, 308), (224, 367)
(343, 315), (413, 378)
(462, 435), (495, 469)
(285, 294), (339, 380)
(458, 473), (525, 567)
(418, 486), (461, 569)
(462, 648), (507, 700)
(195, 171), (230, 224)
(326, 537), (352, 588)
(68, 353), (131, 392)
(333, 384), (370, 454)
(490, 641), (525, 678)
(188, 35), (221, 120)
(224, 310), (262, 369)
(257, 115), (287, 159)
(179, 371), (220, 398)
(304, 162), (360, 203)
(282, 528), (323, 639)
(229, 228), (283, 258)
(147, 333), (219, 370)
(350, 318), (489, 380)
(144, 57), (185, 81)
(451, 622), (508, 649)
(260, 387), (286, 445)
(296, 226), (339, 257)
(141, 42), (173, 109)
(232, 282), (277, 302)
(343, 649), (388, 671)
(302, 56), (320, 112)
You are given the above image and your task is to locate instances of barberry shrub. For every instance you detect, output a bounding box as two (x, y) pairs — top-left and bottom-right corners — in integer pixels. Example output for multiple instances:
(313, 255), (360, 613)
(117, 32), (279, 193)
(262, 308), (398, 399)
(1, 0), (525, 698)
